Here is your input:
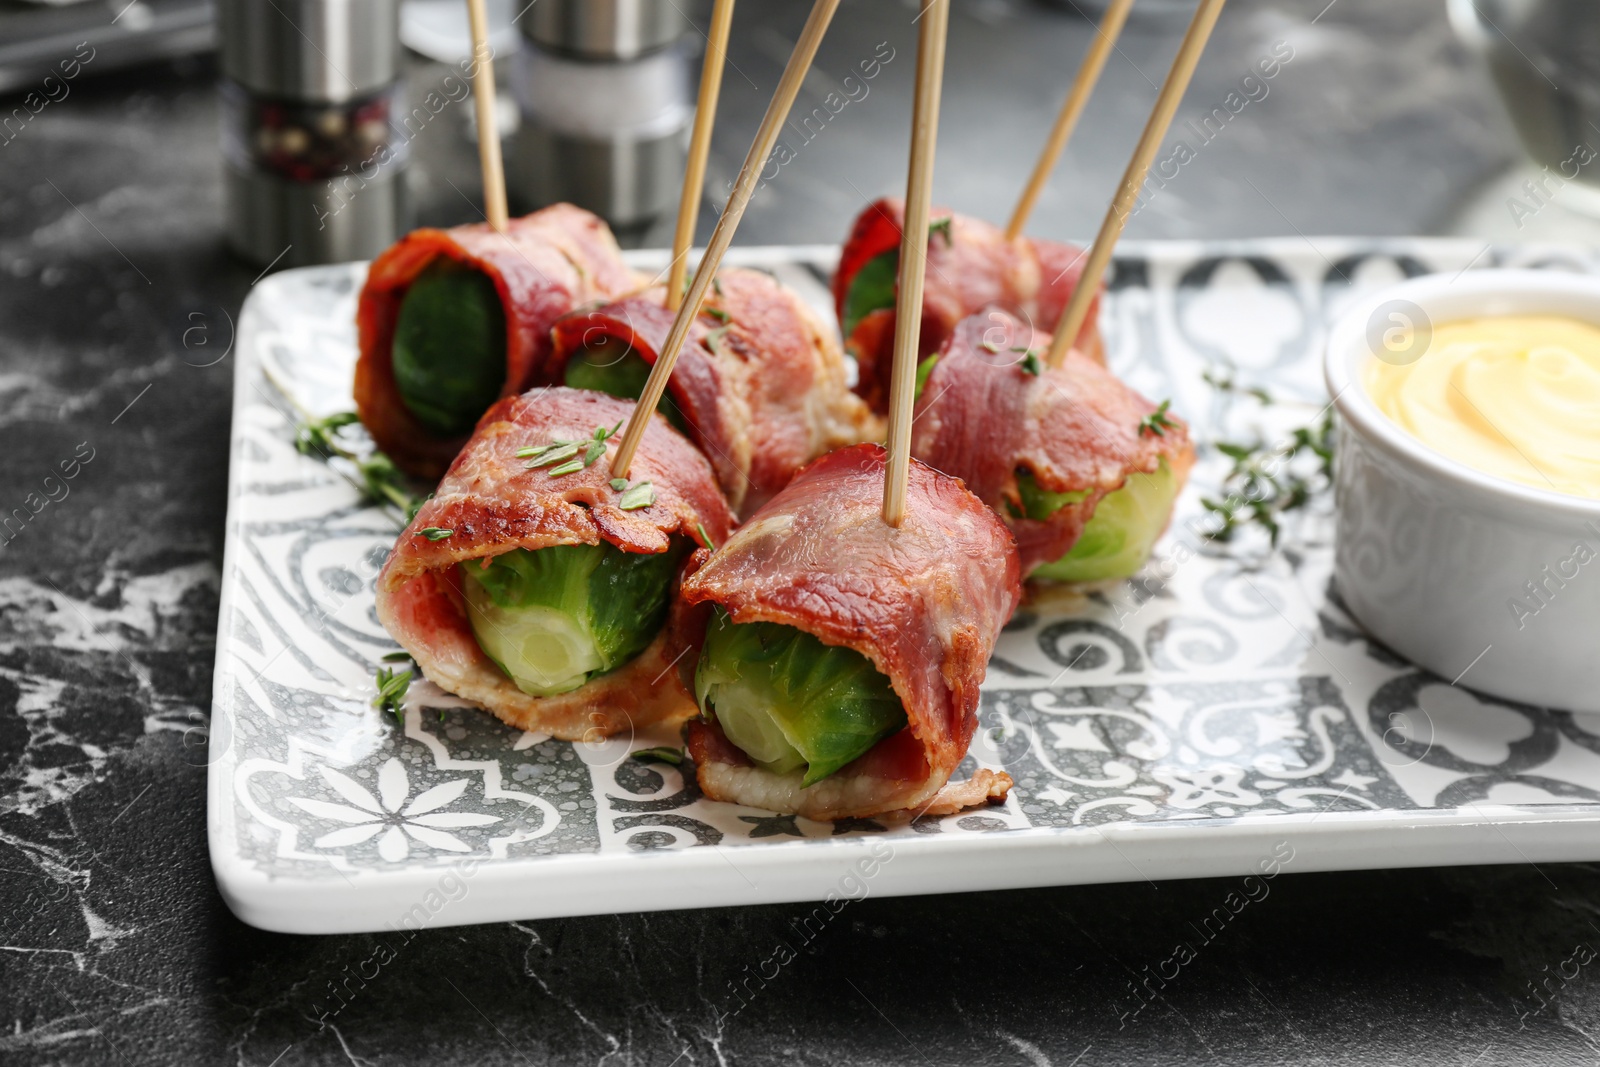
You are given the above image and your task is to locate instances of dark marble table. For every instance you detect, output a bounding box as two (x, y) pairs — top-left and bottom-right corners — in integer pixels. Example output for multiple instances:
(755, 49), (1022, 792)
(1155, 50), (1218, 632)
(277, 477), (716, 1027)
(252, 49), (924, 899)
(4, 1), (1596, 1063)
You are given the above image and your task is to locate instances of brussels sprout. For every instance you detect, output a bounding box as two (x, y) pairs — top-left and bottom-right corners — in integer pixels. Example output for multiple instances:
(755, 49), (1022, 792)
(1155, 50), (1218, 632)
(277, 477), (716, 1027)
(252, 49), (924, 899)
(563, 336), (688, 432)
(391, 259), (508, 437)
(695, 610), (907, 786)
(460, 539), (686, 696)
(1015, 468), (1090, 521)
(1027, 459), (1179, 582)
(914, 354), (940, 399)
(841, 249), (898, 337)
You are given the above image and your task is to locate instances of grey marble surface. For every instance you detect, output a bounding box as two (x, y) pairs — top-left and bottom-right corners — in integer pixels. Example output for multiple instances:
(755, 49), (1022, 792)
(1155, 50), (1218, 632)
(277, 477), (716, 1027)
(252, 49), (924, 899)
(4, 1), (1599, 1064)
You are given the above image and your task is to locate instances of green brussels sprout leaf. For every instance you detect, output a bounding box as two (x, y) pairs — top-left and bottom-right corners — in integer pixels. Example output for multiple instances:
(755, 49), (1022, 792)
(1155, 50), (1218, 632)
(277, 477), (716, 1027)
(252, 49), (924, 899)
(392, 259), (508, 438)
(1014, 468), (1090, 521)
(1028, 459), (1179, 582)
(563, 336), (688, 432)
(841, 249), (898, 337)
(460, 539), (686, 696)
(696, 611), (907, 787)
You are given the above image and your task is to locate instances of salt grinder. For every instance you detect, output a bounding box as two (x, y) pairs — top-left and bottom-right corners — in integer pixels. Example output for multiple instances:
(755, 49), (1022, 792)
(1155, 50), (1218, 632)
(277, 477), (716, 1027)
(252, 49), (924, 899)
(514, 0), (691, 232)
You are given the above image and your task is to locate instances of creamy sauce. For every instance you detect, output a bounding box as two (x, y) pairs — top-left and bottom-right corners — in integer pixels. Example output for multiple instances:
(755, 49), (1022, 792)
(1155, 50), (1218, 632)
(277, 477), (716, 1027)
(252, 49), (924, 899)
(1364, 315), (1600, 498)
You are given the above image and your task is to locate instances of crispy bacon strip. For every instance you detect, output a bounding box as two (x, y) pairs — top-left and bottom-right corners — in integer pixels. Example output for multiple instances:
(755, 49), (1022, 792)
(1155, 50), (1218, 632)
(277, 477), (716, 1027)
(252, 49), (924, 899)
(355, 205), (637, 479)
(547, 268), (879, 518)
(679, 443), (1020, 820)
(833, 197), (1105, 412)
(376, 388), (733, 739)
(911, 310), (1195, 575)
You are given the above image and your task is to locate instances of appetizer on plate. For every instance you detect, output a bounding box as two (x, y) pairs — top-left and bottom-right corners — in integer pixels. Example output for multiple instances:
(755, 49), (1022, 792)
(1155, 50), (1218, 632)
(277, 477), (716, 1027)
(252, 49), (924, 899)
(375, 388), (733, 739)
(354, 204), (637, 479)
(546, 268), (878, 517)
(911, 310), (1194, 581)
(680, 443), (1020, 820)
(833, 197), (1105, 412)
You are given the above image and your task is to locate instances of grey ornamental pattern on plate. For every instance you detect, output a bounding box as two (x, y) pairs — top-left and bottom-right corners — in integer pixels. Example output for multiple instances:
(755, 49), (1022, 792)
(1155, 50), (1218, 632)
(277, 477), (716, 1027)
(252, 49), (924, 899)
(213, 240), (1600, 880)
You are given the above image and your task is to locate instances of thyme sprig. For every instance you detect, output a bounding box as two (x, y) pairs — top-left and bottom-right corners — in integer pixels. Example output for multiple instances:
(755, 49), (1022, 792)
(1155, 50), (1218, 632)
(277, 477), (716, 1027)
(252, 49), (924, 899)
(1201, 368), (1274, 405)
(1201, 410), (1334, 546)
(373, 665), (412, 720)
(294, 411), (359, 455)
(1139, 399), (1177, 437)
(293, 411), (425, 520)
(1198, 365), (1335, 545)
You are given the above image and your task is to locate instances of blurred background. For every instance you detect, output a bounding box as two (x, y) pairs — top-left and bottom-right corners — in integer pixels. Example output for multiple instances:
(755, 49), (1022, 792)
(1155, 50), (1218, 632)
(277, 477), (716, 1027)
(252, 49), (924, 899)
(2, 0), (1585, 273)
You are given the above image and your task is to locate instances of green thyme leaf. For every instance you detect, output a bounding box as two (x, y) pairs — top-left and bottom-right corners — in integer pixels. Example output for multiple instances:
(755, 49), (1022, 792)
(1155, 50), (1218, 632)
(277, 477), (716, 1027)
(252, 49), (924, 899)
(292, 412), (423, 520)
(516, 443), (557, 459)
(373, 665), (412, 718)
(631, 746), (683, 766)
(381, 650), (413, 663)
(525, 442), (582, 469)
(929, 216), (953, 245)
(1139, 399), (1177, 437)
(1019, 350), (1042, 376)
(355, 452), (423, 516)
(418, 527), (453, 542)
(1202, 368), (1275, 406)
(547, 458), (585, 477)
(618, 481), (656, 511)
(584, 438), (607, 466)
(294, 411), (361, 457)
(1200, 408), (1335, 545)
(704, 307), (731, 323)
(695, 522), (715, 550)
(610, 478), (629, 491)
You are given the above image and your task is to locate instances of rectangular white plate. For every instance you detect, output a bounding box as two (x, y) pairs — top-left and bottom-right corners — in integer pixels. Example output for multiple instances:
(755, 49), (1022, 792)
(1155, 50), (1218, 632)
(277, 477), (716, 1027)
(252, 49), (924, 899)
(210, 239), (1600, 934)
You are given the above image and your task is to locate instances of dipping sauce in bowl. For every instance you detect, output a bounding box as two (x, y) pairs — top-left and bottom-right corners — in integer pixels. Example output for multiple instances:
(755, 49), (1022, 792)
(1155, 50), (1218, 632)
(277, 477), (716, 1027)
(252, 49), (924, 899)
(1326, 270), (1600, 713)
(1363, 315), (1600, 499)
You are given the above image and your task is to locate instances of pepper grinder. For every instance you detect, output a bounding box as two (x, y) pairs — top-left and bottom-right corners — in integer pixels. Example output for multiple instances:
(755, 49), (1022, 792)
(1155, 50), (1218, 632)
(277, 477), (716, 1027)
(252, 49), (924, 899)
(220, 0), (407, 268)
(512, 0), (691, 232)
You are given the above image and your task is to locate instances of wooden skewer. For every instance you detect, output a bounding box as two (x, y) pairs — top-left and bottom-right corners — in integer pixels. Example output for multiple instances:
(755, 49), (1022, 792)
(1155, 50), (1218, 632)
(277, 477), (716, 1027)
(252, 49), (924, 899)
(1004, 0), (1136, 241)
(1046, 0), (1226, 368)
(465, 0), (509, 233)
(667, 0), (738, 312)
(612, 0), (842, 480)
(882, 0), (951, 527)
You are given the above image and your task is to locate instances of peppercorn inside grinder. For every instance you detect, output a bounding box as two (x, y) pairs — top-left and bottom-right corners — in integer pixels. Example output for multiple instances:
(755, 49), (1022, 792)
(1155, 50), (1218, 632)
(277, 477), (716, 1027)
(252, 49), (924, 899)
(219, 0), (407, 268)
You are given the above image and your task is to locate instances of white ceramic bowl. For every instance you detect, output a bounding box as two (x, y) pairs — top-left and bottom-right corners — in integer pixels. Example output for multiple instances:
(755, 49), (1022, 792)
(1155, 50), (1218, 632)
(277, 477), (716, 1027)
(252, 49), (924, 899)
(1325, 269), (1600, 713)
